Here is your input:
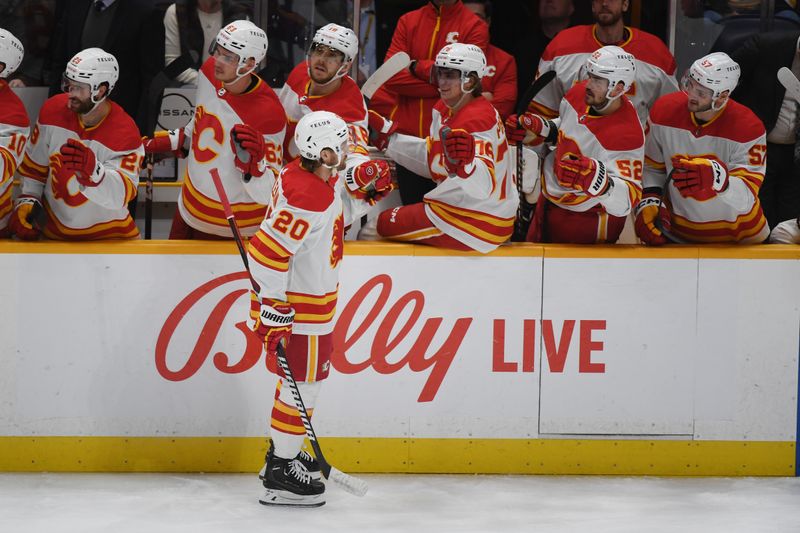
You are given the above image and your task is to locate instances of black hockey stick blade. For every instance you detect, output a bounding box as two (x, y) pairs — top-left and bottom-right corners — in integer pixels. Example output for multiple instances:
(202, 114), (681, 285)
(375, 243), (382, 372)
(515, 70), (557, 117)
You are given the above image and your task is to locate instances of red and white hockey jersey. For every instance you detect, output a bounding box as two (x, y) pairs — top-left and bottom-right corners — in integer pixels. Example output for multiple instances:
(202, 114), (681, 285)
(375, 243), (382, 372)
(248, 160), (346, 336)
(178, 58), (286, 237)
(530, 25), (678, 124)
(0, 80), (30, 233)
(386, 96), (517, 252)
(541, 81), (645, 217)
(278, 62), (370, 164)
(644, 92), (769, 243)
(17, 94), (141, 240)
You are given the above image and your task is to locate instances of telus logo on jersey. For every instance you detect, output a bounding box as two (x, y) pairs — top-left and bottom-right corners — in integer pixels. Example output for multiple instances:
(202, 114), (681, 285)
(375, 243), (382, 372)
(155, 272), (608, 402)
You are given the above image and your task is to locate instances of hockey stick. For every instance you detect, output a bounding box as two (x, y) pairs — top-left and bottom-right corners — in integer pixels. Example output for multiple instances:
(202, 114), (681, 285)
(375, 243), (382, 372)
(512, 70), (556, 241)
(209, 168), (369, 498)
(361, 52), (410, 103)
(778, 67), (800, 101)
(144, 154), (154, 240)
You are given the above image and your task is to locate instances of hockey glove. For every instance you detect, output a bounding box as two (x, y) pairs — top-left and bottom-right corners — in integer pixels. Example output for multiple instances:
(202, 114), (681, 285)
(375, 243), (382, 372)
(555, 155), (611, 197)
(671, 157), (729, 201)
(9, 195), (43, 241)
(634, 187), (671, 246)
(504, 112), (553, 146)
(142, 129), (187, 158)
(345, 159), (395, 205)
(367, 110), (398, 152)
(441, 127), (476, 179)
(59, 138), (104, 187)
(250, 293), (294, 357)
(231, 123), (268, 179)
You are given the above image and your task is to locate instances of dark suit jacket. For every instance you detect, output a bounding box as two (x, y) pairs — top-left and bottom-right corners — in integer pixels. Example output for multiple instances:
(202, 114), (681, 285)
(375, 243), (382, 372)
(50, 0), (162, 133)
(730, 30), (800, 133)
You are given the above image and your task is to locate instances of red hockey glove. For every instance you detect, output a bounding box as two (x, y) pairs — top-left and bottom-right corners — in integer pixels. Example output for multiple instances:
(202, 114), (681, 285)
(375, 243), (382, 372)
(555, 155), (611, 196)
(250, 293), (294, 357)
(59, 139), (104, 187)
(9, 195), (43, 241)
(504, 112), (552, 146)
(346, 160), (395, 205)
(410, 59), (435, 83)
(441, 127), (476, 179)
(634, 188), (671, 246)
(142, 129), (187, 158)
(231, 123), (267, 178)
(671, 157), (729, 201)
(367, 110), (397, 151)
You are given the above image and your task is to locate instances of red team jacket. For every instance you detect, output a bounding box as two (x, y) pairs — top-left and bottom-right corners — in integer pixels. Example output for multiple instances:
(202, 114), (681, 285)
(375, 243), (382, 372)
(383, 0), (489, 138)
(482, 45), (517, 121)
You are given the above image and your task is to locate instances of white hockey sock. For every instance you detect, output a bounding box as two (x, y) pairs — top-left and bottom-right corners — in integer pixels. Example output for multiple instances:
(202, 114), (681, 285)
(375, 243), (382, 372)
(270, 379), (322, 460)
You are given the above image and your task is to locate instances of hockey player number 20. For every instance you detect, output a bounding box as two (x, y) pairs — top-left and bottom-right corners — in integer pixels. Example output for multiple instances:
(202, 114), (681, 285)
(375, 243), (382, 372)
(272, 209), (310, 240)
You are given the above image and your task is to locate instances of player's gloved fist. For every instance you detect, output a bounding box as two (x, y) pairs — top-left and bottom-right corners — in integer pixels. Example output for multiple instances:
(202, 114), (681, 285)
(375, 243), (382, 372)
(555, 155), (611, 197)
(634, 187), (671, 246)
(250, 293), (294, 356)
(9, 195), (43, 241)
(505, 112), (552, 146)
(670, 157), (728, 201)
(142, 129), (187, 158)
(409, 59), (435, 83)
(368, 110), (398, 151)
(441, 127), (476, 179)
(346, 160), (395, 205)
(231, 123), (267, 178)
(59, 138), (103, 187)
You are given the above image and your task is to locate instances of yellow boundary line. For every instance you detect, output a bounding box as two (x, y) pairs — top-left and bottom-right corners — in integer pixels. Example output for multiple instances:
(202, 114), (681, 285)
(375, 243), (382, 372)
(0, 437), (793, 476)
(0, 241), (798, 259)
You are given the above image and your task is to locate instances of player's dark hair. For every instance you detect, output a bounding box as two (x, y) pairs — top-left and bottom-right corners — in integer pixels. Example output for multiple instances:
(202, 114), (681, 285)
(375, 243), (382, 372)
(300, 156), (321, 172)
(468, 73), (482, 97)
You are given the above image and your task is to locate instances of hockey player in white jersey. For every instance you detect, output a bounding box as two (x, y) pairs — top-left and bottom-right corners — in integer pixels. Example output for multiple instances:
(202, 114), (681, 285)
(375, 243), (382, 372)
(278, 23), (394, 213)
(13, 48), (142, 240)
(143, 20), (287, 239)
(0, 29), (29, 237)
(637, 52), (769, 245)
(249, 111), (362, 507)
(505, 46), (645, 243)
(364, 43), (517, 252)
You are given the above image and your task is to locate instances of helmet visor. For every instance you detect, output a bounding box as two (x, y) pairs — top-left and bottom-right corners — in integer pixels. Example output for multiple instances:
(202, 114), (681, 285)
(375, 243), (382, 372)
(61, 74), (91, 97)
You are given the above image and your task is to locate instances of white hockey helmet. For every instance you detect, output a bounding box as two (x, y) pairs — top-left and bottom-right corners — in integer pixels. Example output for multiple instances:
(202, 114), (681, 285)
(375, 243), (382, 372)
(63, 48), (119, 103)
(213, 20), (268, 76)
(0, 28), (24, 79)
(294, 111), (349, 169)
(307, 23), (358, 83)
(684, 52), (740, 110)
(435, 43), (486, 79)
(583, 45), (636, 101)
(312, 23), (358, 63)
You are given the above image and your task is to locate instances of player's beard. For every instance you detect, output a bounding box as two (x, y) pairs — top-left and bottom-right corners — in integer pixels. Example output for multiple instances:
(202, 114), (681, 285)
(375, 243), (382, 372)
(584, 85), (607, 109)
(595, 9), (622, 27)
(68, 96), (94, 115)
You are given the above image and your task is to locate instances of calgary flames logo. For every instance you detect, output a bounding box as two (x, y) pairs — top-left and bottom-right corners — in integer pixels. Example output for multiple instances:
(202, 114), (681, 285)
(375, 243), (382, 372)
(330, 213), (344, 267)
(49, 153), (87, 206)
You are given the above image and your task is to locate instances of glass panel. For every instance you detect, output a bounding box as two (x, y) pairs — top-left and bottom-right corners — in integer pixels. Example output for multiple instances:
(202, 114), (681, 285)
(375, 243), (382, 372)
(262, 0), (351, 87)
(1, 0), (58, 87)
(673, 1), (800, 75)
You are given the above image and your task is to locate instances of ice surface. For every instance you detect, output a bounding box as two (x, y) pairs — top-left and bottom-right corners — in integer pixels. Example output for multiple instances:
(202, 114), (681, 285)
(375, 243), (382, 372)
(1, 473), (799, 533)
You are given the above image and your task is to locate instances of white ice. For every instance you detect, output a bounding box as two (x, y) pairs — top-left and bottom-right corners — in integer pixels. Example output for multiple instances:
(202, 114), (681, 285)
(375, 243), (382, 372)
(1, 473), (799, 533)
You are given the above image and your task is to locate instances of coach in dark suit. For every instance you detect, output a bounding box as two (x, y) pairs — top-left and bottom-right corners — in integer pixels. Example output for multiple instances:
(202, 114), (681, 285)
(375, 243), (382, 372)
(49, 0), (163, 133)
(731, 30), (800, 229)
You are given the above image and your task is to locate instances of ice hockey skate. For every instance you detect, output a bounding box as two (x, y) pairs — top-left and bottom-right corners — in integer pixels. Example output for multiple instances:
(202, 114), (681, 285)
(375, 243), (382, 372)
(259, 454), (326, 508)
(259, 442), (322, 481)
